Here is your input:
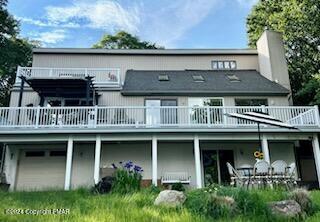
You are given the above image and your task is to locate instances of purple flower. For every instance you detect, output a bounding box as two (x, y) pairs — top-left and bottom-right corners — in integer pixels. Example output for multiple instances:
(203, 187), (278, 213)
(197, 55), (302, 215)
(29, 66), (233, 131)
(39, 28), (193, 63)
(124, 161), (133, 169)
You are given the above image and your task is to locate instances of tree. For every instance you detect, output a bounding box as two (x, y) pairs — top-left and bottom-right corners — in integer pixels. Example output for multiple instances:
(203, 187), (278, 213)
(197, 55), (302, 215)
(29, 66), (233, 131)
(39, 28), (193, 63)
(0, 0), (33, 106)
(93, 31), (163, 49)
(246, 0), (320, 105)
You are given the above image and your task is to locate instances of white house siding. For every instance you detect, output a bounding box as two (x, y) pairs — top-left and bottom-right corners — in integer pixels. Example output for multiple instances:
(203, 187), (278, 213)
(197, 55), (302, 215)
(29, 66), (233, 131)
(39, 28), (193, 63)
(32, 54), (260, 82)
(9, 90), (40, 107)
(269, 142), (296, 164)
(9, 89), (290, 109)
(158, 142), (196, 187)
(100, 142), (152, 180)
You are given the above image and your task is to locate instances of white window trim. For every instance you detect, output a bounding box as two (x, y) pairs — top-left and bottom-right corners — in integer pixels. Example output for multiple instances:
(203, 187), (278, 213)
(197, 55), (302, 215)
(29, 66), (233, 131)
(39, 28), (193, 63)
(188, 97), (225, 107)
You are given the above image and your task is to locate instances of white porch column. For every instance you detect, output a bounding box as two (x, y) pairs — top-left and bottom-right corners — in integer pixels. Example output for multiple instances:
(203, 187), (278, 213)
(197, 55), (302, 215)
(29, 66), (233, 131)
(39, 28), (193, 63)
(261, 134), (270, 163)
(312, 134), (320, 187)
(194, 135), (202, 188)
(64, 136), (73, 190)
(152, 135), (158, 186)
(94, 135), (101, 184)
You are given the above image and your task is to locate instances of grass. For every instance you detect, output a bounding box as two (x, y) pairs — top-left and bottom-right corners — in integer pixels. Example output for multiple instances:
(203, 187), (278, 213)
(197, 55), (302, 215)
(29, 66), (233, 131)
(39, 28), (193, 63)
(0, 188), (320, 222)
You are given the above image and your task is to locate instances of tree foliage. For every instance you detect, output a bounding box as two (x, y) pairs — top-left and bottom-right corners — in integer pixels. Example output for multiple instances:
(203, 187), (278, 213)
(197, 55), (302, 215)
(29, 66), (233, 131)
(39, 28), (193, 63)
(93, 31), (163, 49)
(0, 0), (33, 106)
(247, 0), (320, 105)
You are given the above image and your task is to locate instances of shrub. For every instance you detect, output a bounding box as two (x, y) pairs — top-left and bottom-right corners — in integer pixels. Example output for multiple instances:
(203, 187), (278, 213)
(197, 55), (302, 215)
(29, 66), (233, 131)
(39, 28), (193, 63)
(111, 161), (143, 194)
(143, 184), (162, 194)
(172, 182), (185, 192)
(92, 176), (114, 194)
(184, 188), (235, 219)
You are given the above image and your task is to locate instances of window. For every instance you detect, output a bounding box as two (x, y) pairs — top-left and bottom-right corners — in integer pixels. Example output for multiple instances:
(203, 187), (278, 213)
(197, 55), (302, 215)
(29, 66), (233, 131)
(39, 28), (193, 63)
(158, 74), (169, 81)
(226, 74), (240, 82)
(192, 74), (205, 82)
(188, 98), (224, 124)
(25, 151), (45, 157)
(50, 151), (67, 156)
(188, 98), (223, 107)
(235, 99), (268, 106)
(212, 60), (237, 70)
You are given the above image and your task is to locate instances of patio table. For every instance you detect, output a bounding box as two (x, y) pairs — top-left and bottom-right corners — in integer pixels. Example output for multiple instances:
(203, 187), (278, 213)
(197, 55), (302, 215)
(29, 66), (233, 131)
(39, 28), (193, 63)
(236, 167), (254, 177)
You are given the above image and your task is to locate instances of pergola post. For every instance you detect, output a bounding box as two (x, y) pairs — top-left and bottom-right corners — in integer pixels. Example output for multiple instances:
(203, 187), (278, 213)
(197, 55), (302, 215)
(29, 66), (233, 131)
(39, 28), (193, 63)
(312, 134), (320, 188)
(194, 135), (202, 188)
(85, 77), (90, 106)
(152, 136), (158, 186)
(18, 77), (25, 107)
(64, 136), (74, 190)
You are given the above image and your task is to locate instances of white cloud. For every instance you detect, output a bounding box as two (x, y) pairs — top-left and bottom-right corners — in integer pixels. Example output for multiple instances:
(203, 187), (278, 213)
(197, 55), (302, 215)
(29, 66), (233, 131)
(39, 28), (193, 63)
(17, 0), (219, 47)
(29, 29), (68, 45)
(141, 0), (219, 47)
(45, 0), (140, 33)
(16, 16), (80, 28)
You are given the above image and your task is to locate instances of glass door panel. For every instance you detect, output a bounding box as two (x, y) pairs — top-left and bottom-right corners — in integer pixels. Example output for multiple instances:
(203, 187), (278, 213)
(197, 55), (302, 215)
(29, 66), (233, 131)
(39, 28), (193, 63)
(146, 100), (161, 125)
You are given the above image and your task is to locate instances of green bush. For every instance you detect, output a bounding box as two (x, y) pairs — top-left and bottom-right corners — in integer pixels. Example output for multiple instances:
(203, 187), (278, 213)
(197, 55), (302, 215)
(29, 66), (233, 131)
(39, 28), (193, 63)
(185, 184), (281, 221)
(184, 188), (235, 219)
(111, 161), (143, 194)
(172, 182), (185, 192)
(143, 184), (162, 194)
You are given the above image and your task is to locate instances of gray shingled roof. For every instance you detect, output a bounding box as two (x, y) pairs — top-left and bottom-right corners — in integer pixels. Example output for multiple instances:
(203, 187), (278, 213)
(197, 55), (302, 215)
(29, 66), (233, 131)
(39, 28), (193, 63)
(121, 70), (290, 96)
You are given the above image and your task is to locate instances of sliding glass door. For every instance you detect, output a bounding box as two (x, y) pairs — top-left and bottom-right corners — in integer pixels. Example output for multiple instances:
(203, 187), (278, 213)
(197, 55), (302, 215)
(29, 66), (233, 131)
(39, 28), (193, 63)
(145, 99), (177, 125)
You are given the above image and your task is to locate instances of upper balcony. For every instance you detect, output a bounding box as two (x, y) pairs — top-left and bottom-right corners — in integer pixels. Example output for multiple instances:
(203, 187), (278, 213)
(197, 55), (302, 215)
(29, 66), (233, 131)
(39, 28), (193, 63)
(0, 106), (319, 133)
(16, 66), (121, 87)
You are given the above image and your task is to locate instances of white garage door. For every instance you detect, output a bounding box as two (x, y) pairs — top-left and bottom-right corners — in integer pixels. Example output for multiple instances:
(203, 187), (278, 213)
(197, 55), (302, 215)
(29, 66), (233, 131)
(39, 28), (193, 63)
(16, 150), (66, 191)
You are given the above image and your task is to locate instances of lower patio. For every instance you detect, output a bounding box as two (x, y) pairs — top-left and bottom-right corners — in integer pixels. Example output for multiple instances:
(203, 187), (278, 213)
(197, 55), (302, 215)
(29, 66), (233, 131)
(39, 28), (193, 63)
(3, 132), (319, 191)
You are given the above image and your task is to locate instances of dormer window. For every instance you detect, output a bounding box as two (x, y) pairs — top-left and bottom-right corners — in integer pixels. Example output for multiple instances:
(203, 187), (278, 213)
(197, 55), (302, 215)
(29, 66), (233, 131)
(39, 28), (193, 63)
(226, 74), (240, 82)
(158, 74), (169, 81)
(192, 74), (205, 82)
(212, 60), (237, 70)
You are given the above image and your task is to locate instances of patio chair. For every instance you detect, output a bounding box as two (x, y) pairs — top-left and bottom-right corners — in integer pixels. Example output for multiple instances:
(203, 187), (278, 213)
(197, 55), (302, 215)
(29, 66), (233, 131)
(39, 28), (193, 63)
(286, 162), (298, 188)
(226, 162), (249, 187)
(252, 160), (271, 188)
(238, 164), (253, 177)
(271, 160), (288, 185)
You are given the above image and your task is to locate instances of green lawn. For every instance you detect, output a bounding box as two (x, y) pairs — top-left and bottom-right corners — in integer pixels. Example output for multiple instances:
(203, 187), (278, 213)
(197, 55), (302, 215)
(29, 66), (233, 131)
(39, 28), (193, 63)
(0, 188), (320, 222)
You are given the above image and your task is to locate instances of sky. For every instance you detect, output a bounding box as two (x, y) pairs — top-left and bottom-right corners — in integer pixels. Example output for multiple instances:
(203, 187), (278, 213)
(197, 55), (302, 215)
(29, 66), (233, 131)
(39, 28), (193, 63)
(8, 0), (258, 48)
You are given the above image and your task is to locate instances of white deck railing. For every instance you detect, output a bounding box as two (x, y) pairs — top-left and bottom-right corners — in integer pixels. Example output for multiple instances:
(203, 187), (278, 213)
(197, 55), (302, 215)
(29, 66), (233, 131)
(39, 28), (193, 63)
(0, 106), (318, 129)
(16, 67), (121, 86)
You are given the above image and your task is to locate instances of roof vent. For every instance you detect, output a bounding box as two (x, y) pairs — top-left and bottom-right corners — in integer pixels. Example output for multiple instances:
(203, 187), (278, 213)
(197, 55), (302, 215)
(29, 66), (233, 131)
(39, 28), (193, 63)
(158, 74), (169, 81)
(192, 74), (205, 82)
(226, 74), (240, 82)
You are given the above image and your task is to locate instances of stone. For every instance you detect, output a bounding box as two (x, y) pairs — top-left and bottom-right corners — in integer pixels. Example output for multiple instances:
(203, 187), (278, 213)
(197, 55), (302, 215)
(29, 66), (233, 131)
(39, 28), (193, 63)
(268, 200), (301, 217)
(154, 190), (186, 207)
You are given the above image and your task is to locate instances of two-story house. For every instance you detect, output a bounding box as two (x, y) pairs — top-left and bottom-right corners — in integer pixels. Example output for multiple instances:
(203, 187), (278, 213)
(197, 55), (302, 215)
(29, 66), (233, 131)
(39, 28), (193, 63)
(1, 30), (320, 191)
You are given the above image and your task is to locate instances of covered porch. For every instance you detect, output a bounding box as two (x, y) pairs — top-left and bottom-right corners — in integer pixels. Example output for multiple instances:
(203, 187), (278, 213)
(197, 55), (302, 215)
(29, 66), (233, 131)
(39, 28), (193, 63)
(2, 132), (320, 191)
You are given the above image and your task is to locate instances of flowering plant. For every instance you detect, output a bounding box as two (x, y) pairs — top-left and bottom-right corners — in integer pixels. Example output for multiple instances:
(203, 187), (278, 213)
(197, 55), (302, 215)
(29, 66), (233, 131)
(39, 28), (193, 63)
(253, 151), (264, 160)
(111, 161), (143, 194)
